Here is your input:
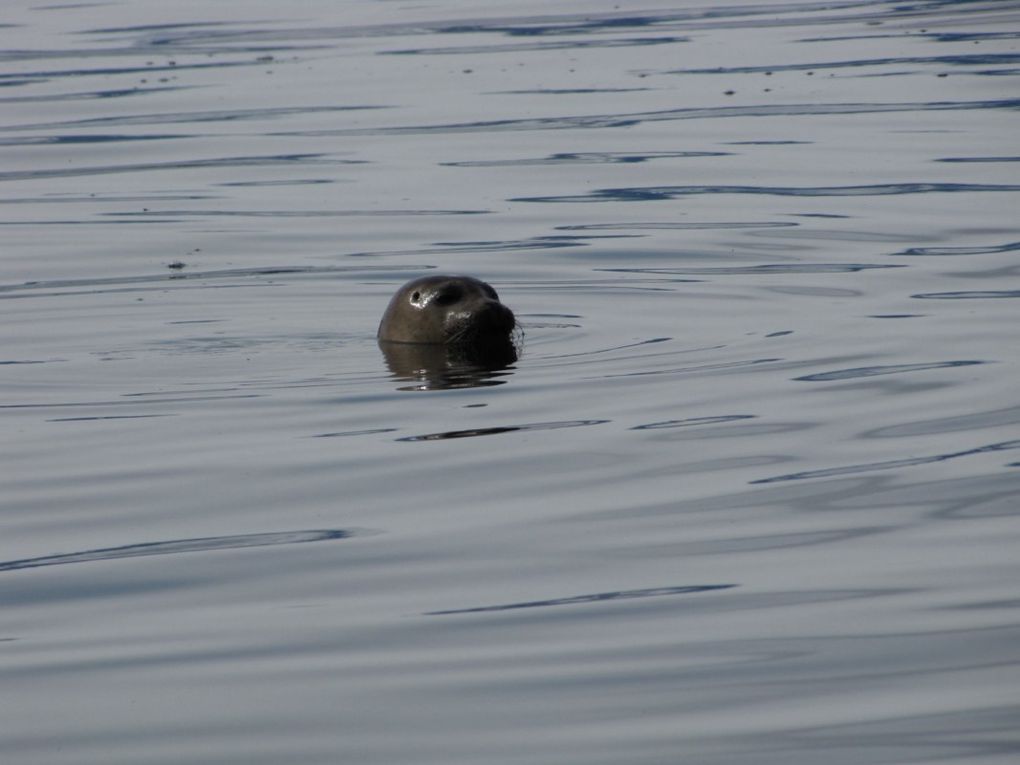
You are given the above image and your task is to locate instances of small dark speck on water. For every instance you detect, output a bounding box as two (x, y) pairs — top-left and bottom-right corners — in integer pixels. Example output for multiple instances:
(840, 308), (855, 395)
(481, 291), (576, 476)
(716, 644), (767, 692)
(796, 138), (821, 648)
(168, 261), (186, 270)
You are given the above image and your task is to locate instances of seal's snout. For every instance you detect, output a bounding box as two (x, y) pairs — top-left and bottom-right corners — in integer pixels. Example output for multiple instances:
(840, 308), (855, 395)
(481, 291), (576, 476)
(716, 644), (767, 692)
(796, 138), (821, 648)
(445, 298), (515, 346)
(480, 299), (516, 335)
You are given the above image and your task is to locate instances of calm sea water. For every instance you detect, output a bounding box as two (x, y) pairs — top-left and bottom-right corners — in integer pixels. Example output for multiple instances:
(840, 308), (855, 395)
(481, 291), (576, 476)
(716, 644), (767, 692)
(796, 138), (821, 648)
(2, 1), (1019, 763)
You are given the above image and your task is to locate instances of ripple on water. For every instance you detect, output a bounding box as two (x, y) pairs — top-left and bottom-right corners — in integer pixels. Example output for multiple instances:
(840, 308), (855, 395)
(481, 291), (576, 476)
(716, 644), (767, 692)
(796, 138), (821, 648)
(425, 585), (738, 615)
(0, 529), (361, 572)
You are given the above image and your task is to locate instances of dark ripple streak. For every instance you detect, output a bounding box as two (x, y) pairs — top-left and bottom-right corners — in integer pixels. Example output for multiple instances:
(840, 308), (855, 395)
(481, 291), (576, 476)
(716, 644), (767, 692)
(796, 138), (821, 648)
(560, 221), (795, 230)
(308, 99), (1020, 136)
(893, 241), (1020, 257)
(399, 419), (609, 442)
(632, 415), (756, 430)
(795, 360), (985, 383)
(0, 86), (185, 104)
(0, 133), (188, 145)
(0, 530), (358, 572)
(442, 150), (731, 167)
(383, 36), (689, 55)
(0, 59), (316, 85)
(81, 2), (1007, 47)
(601, 264), (902, 275)
(426, 585), (737, 615)
(666, 53), (1020, 74)
(1, 105), (387, 131)
(516, 183), (1020, 203)
(0, 153), (364, 182)
(753, 440), (1020, 485)
(913, 291), (1020, 300)
(103, 209), (489, 219)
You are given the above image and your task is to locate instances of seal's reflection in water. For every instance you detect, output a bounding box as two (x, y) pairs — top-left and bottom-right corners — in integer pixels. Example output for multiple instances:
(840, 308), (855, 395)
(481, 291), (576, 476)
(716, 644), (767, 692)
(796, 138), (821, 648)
(379, 338), (517, 391)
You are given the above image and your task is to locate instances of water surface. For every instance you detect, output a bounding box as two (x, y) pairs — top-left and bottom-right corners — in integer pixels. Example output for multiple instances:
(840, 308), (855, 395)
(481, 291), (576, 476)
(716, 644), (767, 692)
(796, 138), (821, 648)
(2, 1), (1019, 763)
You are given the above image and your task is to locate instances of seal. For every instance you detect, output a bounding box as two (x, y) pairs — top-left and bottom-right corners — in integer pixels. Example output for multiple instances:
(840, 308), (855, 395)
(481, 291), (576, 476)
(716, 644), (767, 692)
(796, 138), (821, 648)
(377, 275), (516, 348)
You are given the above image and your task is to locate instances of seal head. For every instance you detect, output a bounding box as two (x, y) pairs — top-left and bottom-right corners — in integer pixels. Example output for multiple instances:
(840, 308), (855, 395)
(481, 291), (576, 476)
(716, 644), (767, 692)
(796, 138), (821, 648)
(377, 275), (516, 348)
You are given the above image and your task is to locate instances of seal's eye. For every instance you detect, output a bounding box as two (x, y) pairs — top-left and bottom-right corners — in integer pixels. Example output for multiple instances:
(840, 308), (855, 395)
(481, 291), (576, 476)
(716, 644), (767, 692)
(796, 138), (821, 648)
(435, 287), (462, 306)
(411, 291), (421, 304)
(484, 285), (499, 300)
